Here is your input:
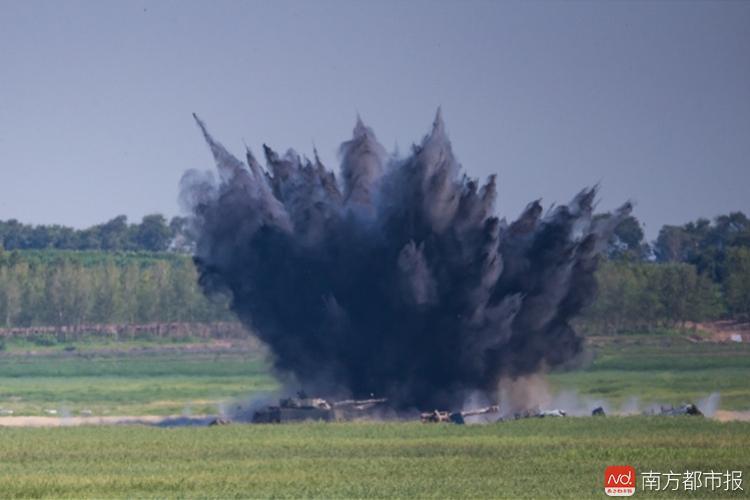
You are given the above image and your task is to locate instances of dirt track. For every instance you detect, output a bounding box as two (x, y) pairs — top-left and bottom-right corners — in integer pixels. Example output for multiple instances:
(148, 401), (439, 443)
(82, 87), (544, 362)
(0, 415), (214, 427)
(0, 415), (173, 427)
(687, 320), (750, 342)
(713, 410), (750, 422)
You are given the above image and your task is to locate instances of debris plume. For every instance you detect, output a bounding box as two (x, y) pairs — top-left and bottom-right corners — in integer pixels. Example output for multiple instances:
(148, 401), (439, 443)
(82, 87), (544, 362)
(181, 111), (630, 409)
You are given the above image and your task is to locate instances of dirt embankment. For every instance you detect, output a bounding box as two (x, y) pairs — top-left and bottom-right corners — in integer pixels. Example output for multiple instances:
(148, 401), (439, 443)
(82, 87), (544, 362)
(686, 320), (750, 343)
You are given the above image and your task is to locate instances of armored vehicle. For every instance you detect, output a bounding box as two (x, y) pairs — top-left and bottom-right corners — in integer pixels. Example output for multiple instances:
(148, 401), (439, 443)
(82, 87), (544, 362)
(653, 403), (703, 417)
(252, 393), (334, 423)
(251, 392), (388, 423)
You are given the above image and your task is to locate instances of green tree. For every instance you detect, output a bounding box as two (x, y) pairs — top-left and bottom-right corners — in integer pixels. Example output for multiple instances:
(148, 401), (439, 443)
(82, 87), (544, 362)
(654, 212), (750, 286)
(98, 215), (130, 251)
(133, 215), (172, 252)
(594, 214), (648, 260)
(580, 260), (724, 334)
(725, 247), (750, 319)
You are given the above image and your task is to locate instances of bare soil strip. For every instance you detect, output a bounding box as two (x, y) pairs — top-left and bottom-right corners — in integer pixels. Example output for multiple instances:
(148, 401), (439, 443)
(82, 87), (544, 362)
(0, 415), (215, 427)
(713, 410), (750, 422)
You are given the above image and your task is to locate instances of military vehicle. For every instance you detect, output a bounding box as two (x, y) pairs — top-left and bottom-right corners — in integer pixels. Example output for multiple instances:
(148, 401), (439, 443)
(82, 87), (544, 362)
(251, 392), (388, 423)
(420, 405), (500, 424)
(537, 409), (566, 418)
(498, 407), (568, 421)
(208, 417), (231, 426)
(650, 403), (703, 417)
(251, 393), (334, 423)
(420, 409), (453, 423)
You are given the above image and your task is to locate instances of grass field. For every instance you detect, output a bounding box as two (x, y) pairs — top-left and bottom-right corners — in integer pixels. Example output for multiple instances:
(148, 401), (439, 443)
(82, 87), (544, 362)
(549, 335), (750, 411)
(0, 333), (748, 498)
(0, 341), (277, 416)
(0, 418), (747, 498)
(1, 333), (748, 417)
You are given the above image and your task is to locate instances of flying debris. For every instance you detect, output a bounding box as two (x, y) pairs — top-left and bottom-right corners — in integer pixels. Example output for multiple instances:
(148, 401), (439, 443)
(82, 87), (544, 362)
(182, 110), (631, 410)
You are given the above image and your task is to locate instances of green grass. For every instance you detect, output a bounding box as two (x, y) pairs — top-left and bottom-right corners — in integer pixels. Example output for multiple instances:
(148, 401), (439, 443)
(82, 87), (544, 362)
(582, 336), (750, 371)
(4, 249), (188, 267)
(0, 336), (209, 354)
(0, 418), (747, 498)
(0, 352), (268, 378)
(0, 334), (748, 498)
(548, 336), (750, 411)
(0, 351), (277, 416)
(1, 333), (749, 416)
(0, 375), (275, 416)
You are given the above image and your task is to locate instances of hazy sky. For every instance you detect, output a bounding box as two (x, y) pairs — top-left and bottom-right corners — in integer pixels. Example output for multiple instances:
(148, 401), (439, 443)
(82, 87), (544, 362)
(1, 0), (748, 239)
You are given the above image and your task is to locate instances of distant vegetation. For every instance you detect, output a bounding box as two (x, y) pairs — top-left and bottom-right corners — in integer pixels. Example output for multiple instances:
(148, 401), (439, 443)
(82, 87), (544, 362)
(0, 211), (749, 332)
(549, 334), (750, 410)
(0, 345), (273, 416)
(0, 214), (192, 253)
(579, 211), (750, 332)
(578, 260), (725, 333)
(0, 249), (230, 328)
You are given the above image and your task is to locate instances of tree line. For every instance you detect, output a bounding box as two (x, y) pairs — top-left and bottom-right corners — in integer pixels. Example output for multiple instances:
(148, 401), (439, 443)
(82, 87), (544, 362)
(0, 210), (748, 333)
(577, 260), (725, 333)
(0, 215), (192, 253)
(0, 249), (230, 328)
(581, 211), (750, 332)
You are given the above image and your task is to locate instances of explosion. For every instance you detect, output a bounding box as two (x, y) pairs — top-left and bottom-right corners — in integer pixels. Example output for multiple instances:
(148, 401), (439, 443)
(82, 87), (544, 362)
(180, 110), (630, 409)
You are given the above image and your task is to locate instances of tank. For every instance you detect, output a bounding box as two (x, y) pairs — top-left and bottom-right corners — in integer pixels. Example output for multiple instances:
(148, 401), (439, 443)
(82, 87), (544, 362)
(252, 392), (333, 423)
(252, 392), (388, 423)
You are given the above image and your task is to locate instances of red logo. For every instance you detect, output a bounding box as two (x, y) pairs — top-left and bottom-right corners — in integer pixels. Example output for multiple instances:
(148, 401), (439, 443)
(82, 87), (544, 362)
(605, 465), (636, 496)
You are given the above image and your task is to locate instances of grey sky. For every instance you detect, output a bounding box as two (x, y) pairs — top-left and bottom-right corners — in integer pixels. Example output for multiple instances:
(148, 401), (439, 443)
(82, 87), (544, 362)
(1, 0), (748, 239)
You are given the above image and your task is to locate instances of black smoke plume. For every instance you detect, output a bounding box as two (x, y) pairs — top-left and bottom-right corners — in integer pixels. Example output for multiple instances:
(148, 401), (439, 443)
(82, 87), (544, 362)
(181, 111), (630, 410)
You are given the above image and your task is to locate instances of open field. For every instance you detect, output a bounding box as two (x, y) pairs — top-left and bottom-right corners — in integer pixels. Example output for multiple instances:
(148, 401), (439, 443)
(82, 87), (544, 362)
(0, 418), (748, 498)
(549, 335), (750, 411)
(0, 340), (276, 416)
(1, 333), (748, 417)
(0, 334), (748, 498)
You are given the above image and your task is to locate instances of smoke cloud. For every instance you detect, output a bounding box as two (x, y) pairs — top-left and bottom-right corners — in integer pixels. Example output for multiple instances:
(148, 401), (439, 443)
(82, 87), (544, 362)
(181, 111), (631, 410)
